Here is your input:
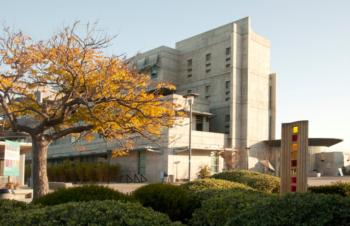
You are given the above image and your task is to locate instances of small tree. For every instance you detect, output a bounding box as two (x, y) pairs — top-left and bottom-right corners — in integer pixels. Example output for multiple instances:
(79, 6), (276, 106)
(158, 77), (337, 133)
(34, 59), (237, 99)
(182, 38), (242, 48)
(0, 23), (176, 199)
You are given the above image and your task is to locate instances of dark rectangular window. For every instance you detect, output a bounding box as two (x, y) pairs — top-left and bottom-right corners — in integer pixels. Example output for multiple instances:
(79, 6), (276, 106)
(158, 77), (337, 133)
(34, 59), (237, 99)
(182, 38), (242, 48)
(196, 116), (203, 131)
(226, 47), (231, 55)
(225, 81), (230, 89)
(206, 53), (211, 61)
(187, 59), (192, 67)
(187, 59), (193, 78)
(225, 114), (230, 122)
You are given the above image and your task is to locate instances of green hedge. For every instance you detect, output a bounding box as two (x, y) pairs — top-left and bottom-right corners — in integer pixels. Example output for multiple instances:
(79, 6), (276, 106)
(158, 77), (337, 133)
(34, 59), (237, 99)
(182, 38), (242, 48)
(33, 185), (130, 206)
(25, 160), (120, 183)
(0, 200), (183, 226)
(181, 178), (253, 192)
(211, 170), (280, 193)
(231, 193), (350, 226)
(309, 182), (350, 197)
(0, 199), (36, 219)
(133, 183), (198, 223)
(190, 190), (275, 226)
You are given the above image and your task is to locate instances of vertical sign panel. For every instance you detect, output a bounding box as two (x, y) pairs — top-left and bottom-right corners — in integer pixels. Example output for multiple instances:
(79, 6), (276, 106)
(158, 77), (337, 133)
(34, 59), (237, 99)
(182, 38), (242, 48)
(4, 140), (20, 176)
(280, 121), (308, 195)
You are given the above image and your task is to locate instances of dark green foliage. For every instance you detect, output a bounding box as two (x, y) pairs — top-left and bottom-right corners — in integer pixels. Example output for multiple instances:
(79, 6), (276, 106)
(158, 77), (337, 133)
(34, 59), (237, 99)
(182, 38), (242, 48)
(309, 182), (350, 197)
(0, 200), (183, 226)
(211, 170), (280, 193)
(133, 183), (198, 223)
(0, 199), (37, 219)
(181, 178), (253, 192)
(190, 190), (275, 226)
(231, 193), (350, 226)
(25, 160), (120, 183)
(33, 185), (130, 206)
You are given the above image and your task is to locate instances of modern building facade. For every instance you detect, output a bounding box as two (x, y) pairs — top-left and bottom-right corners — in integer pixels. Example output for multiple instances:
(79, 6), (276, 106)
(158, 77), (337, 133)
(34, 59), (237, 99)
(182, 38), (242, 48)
(36, 17), (277, 182)
(23, 17), (345, 183)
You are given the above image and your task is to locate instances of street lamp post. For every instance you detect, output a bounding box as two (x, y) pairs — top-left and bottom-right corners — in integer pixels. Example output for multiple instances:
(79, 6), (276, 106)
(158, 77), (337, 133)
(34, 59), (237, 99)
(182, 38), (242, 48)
(183, 93), (198, 181)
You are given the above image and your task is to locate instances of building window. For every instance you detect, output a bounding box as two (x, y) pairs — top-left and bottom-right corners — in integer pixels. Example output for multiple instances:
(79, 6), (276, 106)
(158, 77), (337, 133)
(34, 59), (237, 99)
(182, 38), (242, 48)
(210, 152), (219, 174)
(225, 81), (230, 89)
(225, 124), (230, 134)
(187, 89), (192, 94)
(196, 115), (203, 131)
(151, 66), (158, 79)
(226, 47), (231, 55)
(225, 47), (231, 67)
(205, 53), (211, 74)
(138, 151), (146, 175)
(225, 114), (230, 122)
(205, 53), (211, 61)
(187, 59), (192, 67)
(187, 59), (192, 78)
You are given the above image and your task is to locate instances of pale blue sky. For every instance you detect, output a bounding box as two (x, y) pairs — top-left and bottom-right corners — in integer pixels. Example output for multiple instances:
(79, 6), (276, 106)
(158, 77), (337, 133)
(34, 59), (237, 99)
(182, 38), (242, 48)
(2, 0), (350, 150)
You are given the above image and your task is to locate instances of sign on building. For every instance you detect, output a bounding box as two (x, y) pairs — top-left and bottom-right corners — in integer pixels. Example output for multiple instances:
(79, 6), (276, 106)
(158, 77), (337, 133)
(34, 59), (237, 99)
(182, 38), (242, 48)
(280, 121), (308, 194)
(3, 140), (20, 176)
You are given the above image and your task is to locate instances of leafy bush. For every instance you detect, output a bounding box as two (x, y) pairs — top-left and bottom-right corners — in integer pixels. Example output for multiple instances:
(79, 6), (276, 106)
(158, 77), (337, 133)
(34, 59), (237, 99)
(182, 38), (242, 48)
(309, 182), (350, 197)
(197, 165), (211, 179)
(26, 160), (120, 183)
(231, 193), (350, 226)
(181, 178), (253, 192)
(1, 200), (183, 226)
(133, 183), (198, 223)
(33, 185), (130, 206)
(0, 199), (36, 219)
(190, 190), (275, 226)
(211, 170), (280, 193)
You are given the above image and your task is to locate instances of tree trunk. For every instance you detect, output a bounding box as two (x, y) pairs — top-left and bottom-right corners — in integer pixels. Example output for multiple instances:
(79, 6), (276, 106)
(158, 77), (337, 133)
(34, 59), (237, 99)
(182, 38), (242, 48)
(32, 137), (49, 200)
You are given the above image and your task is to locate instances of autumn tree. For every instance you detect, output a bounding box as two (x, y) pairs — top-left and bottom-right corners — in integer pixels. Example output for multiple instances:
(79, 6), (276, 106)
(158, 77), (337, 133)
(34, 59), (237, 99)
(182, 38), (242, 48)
(0, 23), (176, 199)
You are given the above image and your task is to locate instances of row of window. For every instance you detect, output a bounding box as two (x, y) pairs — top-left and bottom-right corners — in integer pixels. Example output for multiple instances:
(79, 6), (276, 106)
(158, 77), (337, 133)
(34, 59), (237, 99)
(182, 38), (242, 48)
(187, 47), (231, 78)
(187, 80), (231, 102)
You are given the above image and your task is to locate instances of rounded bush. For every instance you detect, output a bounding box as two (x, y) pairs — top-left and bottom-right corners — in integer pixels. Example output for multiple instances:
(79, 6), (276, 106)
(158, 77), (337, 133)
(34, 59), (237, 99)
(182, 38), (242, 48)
(0, 199), (36, 219)
(181, 178), (253, 192)
(33, 185), (130, 206)
(190, 190), (275, 226)
(133, 183), (198, 223)
(211, 170), (280, 193)
(309, 182), (350, 197)
(231, 193), (350, 226)
(1, 200), (183, 226)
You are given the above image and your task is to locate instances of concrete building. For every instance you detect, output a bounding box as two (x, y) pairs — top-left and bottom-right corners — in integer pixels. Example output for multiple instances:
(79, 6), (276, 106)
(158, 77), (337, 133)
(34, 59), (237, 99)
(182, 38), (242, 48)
(22, 17), (344, 183)
(37, 17), (277, 182)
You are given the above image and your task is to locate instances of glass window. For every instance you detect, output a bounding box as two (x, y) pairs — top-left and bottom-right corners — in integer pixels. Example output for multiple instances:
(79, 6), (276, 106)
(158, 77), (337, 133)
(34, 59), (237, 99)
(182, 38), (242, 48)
(206, 53), (211, 61)
(226, 47), (231, 55)
(196, 116), (203, 131)
(138, 151), (146, 175)
(210, 152), (219, 174)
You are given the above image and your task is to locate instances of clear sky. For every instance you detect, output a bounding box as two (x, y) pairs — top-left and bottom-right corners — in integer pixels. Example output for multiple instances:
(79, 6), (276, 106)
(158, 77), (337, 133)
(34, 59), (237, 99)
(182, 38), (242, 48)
(2, 0), (350, 151)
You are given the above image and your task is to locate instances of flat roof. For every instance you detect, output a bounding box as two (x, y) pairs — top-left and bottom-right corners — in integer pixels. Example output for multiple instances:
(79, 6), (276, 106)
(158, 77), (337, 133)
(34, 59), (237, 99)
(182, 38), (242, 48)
(265, 138), (343, 148)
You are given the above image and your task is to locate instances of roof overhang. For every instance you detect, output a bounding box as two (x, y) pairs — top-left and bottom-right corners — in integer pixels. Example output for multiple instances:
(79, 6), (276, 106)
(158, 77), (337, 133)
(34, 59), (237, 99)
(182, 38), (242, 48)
(265, 138), (343, 148)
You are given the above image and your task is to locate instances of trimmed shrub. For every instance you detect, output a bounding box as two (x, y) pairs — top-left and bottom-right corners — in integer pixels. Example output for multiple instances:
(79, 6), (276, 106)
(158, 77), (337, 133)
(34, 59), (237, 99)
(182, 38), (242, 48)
(211, 170), (280, 193)
(190, 190), (275, 226)
(231, 193), (350, 226)
(133, 183), (198, 223)
(181, 178), (253, 192)
(309, 182), (350, 197)
(33, 185), (130, 206)
(1, 200), (183, 226)
(0, 199), (36, 219)
(26, 160), (120, 183)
